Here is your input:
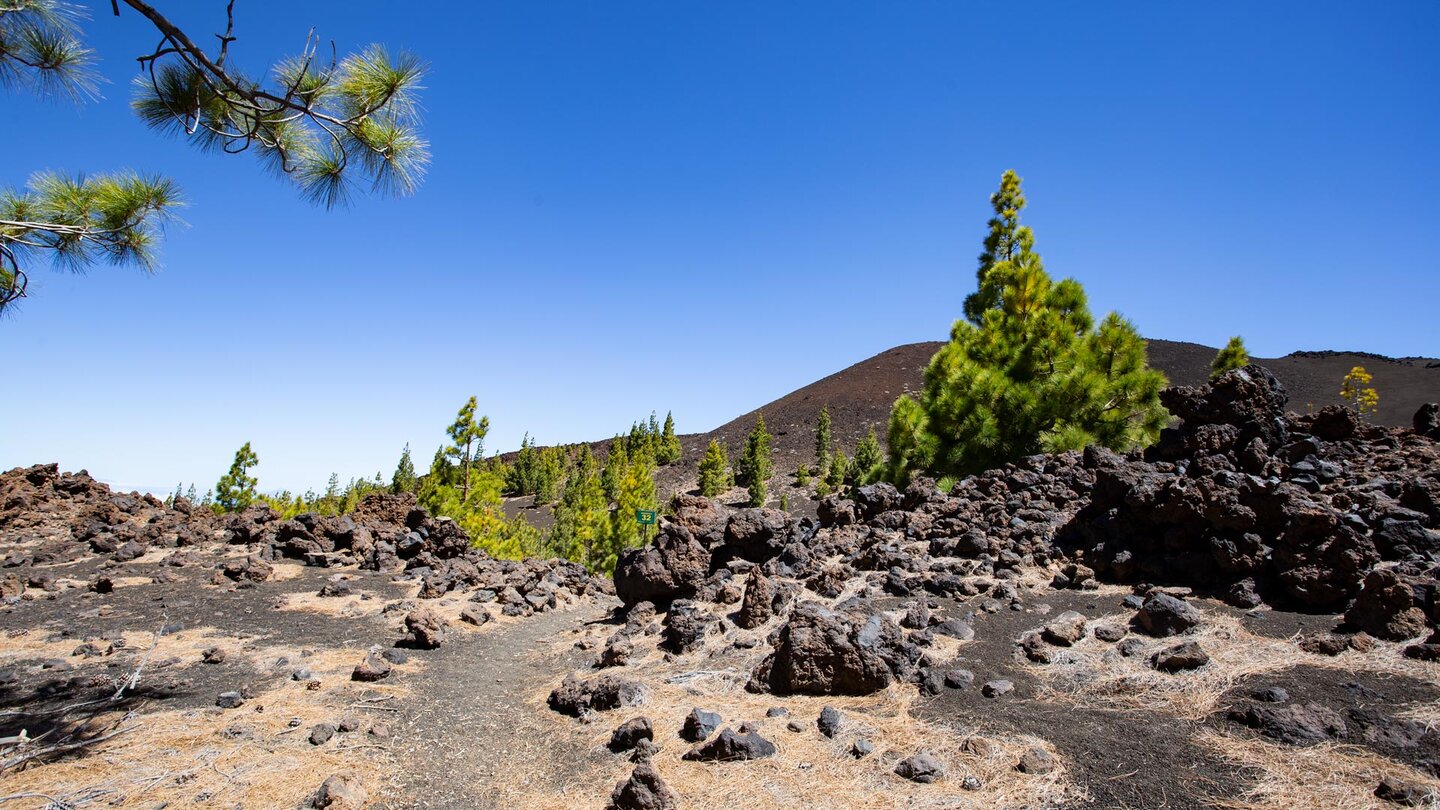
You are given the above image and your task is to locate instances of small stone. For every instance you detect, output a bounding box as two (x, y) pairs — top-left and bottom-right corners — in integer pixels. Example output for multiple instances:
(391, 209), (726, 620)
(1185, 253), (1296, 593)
(351, 652), (392, 682)
(1251, 686), (1289, 703)
(609, 716), (655, 752)
(309, 723), (337, 745)
(1117, 637), (1146, 657)
(680, 708), (722, 742)
(292, 667), (312, 681)
(629, 737), (659, 764)
(894, 753), (945, 783)
(786, 720), (804, 733)
(201, 646), (226, 664)
(1093, 623), (1126, 643)
(817, 706), (842, 738)
(337, 715), (362, 733)
(380, 649), (409, 665)
(961, 775), (982, 790)
(850, 738), (874, 758)
(309, 772), (367, 809)
(765, 707), (789, 718)
(982, 679), (1014, 698)
(1017, 746), (1057, 774)
(1151, 641), (1210, 673)
(682, 728), (777, 761)
(216, 691), (244, 709)
(1041, 611), (1087, 646)
(944, 669), (975, 689)
(460, 604), (491, 626)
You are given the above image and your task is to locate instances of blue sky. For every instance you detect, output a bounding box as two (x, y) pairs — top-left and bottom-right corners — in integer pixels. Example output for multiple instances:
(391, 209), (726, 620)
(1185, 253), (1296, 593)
(4, 1), (1436, 495)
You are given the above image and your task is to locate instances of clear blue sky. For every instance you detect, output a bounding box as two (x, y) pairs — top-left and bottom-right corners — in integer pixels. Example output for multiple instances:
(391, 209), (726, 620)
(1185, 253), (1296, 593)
(4, 1), (1436, 495)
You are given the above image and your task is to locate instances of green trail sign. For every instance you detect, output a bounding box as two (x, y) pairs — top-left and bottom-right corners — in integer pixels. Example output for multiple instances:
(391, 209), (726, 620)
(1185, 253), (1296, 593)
(635, 509), (657, 525)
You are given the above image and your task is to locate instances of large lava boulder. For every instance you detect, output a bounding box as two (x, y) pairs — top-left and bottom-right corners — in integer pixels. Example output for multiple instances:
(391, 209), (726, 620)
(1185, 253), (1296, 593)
(716, 509), (793, 565)
(749, 601), (918, 695)
(614, 526), (710, 608)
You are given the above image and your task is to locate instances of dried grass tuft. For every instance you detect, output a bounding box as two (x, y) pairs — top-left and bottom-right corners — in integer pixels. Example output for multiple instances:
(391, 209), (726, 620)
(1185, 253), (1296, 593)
(1194, 728), (1440, 810)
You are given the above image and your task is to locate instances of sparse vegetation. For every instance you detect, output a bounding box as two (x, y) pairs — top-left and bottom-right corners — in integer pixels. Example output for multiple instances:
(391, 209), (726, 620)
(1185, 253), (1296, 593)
(737, 414), (774, 507)
(698, 439), (731, 498)
(1210, 336), (1250, 379)
(815, 405), (833, 473)
(391, 443), (417, 494)
(851, 427), (883, 485)
(886, 170), (1168, 481)
(1340, 365), (1379, 419)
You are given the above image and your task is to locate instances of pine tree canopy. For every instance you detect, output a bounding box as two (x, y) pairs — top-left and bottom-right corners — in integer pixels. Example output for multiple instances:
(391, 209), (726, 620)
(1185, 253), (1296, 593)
(391, 443), (417, 494)
(0, 0), (429, 315)
(887, 171), (1168, 481)
(1210, 336), (1250, 380)
(815, 405), (833, 472)
(698, 439), (730, 498)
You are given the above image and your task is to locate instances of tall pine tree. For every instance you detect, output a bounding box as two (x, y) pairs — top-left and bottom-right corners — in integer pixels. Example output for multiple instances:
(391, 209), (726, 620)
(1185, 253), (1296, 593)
(698, 439), (731, 497)
(445, 396), (489, 502)
(815, 405), (833, 473)
(215, 442), (259, 512)
(888, 171), (1168, 480)
(657, 411), (683, 465)
(737, 415), (774, 507)
(391, 443), (417, 494)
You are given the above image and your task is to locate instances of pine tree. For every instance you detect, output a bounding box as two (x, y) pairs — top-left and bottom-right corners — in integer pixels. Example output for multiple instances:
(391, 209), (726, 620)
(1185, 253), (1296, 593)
(815, 406), (833, 473)
(602, 453), (658, 572)
(796, 464), (811, 487)
(215, 442), (259, 513)
(391, 444), (417, 494)
(826, 452), (848, 490)
(601, 437), (629, 503)
(185, 483), (197, 503)
(509, 433), (539, 495)
(445, 396), (490, 502)
(852, 427), (883, 485)
(1210, 336), (1250, 380)
(657, 411), (683, 465)
(737, 415), (773, 507)
(887, 170), (1168, 481)
(550, 446), (607, 567)
(698, 439), (731, 498)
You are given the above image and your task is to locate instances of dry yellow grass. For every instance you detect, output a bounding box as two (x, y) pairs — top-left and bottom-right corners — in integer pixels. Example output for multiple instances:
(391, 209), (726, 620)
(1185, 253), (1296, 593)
(1194, 729), (1440, 810)
(1032, 611), (1440, 721)
(2, 634), (411, 808)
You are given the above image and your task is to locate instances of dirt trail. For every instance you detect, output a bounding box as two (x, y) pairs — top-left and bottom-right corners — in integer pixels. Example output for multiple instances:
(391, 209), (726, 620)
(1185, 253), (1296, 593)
(380, 601), (613, 809)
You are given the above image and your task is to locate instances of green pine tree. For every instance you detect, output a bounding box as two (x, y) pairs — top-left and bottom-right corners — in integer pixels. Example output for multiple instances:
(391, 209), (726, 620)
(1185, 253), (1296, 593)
(826, 452), (848, 490)
(445, 396), (490, 502)
(391, 443), (417, 493)
(852, 427), (883, 485)
(1210, 336), (1250, 380)
(887, 170), (1168, 481)
(815, 405), (833, 473)
(550, 446), (607, 567)
(601, 437), (629, 503)
(657, 411), (683, 465)
(698, 439), (731, 498)
(737, 415), (774, 507)
(215, 442), (259, 513)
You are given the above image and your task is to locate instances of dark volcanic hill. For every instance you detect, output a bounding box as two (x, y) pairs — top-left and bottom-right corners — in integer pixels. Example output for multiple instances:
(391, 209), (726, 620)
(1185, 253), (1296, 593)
(665, 338), (1439, 491)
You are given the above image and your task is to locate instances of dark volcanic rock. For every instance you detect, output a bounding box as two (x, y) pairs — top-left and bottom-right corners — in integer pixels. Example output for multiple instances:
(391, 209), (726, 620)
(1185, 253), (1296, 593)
(548, 674), (646, 717)
(401, 605), (449, 649)
(1150, 641), (1210, 672)
(680, 708), (721, 743)
(351, 652), (392, 682)
(1228, 701), (1348, 744)
(661, 600), (716, 654)
(1133, 594), (1202, 637)
(817, 706), (842, 738)
(682, 728), (777, 762)
(608, 763), (678, 810)
(734, 568), (775, 629)
(749, 601), (917, 695)
(614, 527), (709, 608)
(609, 716), (655, 752)
(1345, 568), (1431, 641)
(894, 752), (945, 783)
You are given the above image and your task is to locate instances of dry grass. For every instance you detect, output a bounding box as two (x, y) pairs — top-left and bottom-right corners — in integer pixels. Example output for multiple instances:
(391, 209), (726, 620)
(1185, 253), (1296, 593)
(1032, 611), (1440, 721)
(1, 680), (395, 808)
(1194, 729), (1440, 810)
(277, 590), (384, 619)
(2, 634), (411, 808)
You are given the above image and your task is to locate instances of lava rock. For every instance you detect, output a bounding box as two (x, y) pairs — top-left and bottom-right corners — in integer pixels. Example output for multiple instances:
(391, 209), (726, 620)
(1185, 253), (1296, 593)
(682, 728), (777, 762)
(609, 716), (655, 752)
(894, 752), (945, 783)
(680, 708), (722, 742)
(1150, 641), (1210, 672)
(1133, 594), (1202, 637)
(608, 763), (678, 810)
(817, 706), (842, 738)
(548, 674), (646, 717)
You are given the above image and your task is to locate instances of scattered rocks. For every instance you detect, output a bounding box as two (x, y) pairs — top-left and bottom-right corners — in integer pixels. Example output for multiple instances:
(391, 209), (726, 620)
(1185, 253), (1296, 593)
(215, 691), (244, 709)
(1041, 611), (1087, 646)
(1345, 569), (1430, 641)
(816, 706), (842, 738)
(401, 605), (449, 649)
(749, 601), (917, 695)
(1375, 776), (1436, 806)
